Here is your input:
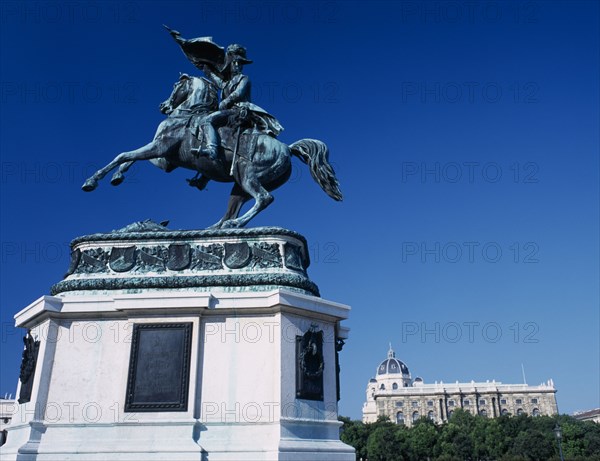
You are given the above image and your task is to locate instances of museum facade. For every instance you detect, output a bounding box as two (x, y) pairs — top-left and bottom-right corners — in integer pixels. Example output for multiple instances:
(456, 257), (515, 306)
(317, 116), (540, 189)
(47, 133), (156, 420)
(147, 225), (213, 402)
(362, 346), (558, 426)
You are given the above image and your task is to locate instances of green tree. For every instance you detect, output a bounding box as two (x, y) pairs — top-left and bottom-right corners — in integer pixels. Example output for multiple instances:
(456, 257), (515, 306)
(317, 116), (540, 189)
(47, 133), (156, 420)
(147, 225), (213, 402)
(408, 418), (439, 460)
(509, 429), (555, 461)
(561, 418), (587, 457)
(339, 416), (369, 461)
(367, 422), (410, 461)
(339, 413), (600, 461)
(436, 409), (475, 459)
(471, 414), (495, 460)
(582, 420), (600, 457)
(434, 455), (462, 461)
(499, 411), (532, 442)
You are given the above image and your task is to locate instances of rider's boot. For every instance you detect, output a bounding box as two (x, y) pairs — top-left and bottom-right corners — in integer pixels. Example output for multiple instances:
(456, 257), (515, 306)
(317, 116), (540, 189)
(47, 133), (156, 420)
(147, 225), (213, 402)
(202, 143), (218, 160)
(198, 123), (219, 160)
(186, 174), (210, 190)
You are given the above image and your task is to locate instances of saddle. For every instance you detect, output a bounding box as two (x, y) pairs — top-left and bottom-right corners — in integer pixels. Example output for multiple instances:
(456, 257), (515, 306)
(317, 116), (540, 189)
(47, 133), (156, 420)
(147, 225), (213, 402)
(191, 122), (259, 164)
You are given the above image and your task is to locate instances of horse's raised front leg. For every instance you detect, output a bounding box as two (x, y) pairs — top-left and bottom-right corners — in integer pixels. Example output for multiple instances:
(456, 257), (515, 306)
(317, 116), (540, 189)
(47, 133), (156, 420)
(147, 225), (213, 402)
(111, 161), (135, 186)
(82, 140), (171, 191)
(208, 183), (250, 229)
(113, 157), (177, 187)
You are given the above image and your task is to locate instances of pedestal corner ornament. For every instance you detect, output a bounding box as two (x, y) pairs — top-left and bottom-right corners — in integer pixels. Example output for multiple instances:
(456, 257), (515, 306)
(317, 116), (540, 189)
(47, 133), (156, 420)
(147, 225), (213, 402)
(296, 324), (325, 401)
(17, 331), (40, 405)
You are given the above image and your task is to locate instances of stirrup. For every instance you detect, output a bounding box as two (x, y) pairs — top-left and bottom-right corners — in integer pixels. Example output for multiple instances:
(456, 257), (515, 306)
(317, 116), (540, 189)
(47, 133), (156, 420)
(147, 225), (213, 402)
(191, 144), (218, 160)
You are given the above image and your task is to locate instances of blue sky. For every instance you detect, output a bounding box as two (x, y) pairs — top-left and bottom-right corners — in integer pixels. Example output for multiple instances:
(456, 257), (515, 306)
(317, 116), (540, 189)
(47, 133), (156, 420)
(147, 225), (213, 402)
(0, 1), (598, 420)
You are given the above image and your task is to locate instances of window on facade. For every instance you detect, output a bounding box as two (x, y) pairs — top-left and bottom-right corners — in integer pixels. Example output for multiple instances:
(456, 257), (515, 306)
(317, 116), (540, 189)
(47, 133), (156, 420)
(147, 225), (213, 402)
(427, 400), (434, 407)
(463, 399), (470, 406)
(517, 408), (524, 416)
(448, 410), (454, 418)
(479, 399), (486, 406)
(516, 399), (522, 404)
(380, 384), (385, 390)
(404, 383), (408, 387)
(396, 412), (404, 425)
(532, 408), (540, 417)
(412, 411), (419, 423)
(500, 399), (507, 405)
(501, 409), (509, 416)
(448, 400), (455, 407)
(392, 383), (398, 390)
(411, 401), (418, 408)
(479, 409), (488, 417)
(428, 410), (435, 421)
(531, 398), (538, 404)
(396, 401), (404, 407)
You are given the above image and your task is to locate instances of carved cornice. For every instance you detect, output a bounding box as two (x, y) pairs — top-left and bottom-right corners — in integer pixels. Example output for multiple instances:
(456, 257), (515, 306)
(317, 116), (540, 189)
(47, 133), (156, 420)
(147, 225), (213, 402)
(52, 224), (319, 296)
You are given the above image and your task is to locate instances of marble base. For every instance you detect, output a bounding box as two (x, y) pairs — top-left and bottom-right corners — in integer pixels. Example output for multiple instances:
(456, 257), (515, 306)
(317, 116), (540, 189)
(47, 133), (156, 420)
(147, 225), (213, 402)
(0, 227), (354, 460)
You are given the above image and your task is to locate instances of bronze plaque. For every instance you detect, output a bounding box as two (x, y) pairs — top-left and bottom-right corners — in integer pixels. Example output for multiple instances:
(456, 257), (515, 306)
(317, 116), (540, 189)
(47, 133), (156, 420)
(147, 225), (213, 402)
(125, 323), (192, 412)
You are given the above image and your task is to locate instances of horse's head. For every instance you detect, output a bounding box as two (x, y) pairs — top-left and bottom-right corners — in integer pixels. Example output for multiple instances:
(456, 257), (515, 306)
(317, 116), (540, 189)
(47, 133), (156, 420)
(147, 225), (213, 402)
(160, 74), (218, 115)
(160, 74), (193, 115)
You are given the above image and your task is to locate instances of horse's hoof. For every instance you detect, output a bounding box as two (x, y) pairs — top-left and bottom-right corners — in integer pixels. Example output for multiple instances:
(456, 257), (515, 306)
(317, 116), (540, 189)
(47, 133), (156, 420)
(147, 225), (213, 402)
(111, 173), (124, 186)
(220, 220), (241, 229)
(206, 222), (223, 230)
(82, 178), (98, 192)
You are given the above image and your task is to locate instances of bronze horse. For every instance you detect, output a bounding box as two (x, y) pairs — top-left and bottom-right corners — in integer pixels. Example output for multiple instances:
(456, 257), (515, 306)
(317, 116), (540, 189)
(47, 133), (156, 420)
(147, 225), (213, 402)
(82, 74), (342, 228)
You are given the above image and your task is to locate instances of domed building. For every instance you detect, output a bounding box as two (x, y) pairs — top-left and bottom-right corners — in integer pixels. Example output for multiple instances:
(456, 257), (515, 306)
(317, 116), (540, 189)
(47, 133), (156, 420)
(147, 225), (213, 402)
(362, 345), (558, 426)
(374, 345), (412, 389)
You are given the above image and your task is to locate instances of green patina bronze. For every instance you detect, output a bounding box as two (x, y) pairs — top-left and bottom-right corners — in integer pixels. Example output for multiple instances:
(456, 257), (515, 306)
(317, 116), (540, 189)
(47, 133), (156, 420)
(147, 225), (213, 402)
(52, 221), (319, 296)
(82, 28), (342, 229)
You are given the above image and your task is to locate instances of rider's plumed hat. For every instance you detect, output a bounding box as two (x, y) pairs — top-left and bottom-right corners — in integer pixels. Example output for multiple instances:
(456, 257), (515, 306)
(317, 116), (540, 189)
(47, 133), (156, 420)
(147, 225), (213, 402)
(221, 44), (252, 72)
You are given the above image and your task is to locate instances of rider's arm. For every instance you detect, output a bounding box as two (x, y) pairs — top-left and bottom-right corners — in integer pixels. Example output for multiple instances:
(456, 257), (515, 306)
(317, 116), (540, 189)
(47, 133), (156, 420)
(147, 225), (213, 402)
(201, 65), (225, 89)
(221, 75), (250, 109)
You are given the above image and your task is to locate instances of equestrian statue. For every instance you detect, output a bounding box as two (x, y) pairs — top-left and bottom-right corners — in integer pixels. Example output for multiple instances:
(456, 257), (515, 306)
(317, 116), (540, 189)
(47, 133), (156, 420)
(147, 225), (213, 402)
(82, 27), (342, 229)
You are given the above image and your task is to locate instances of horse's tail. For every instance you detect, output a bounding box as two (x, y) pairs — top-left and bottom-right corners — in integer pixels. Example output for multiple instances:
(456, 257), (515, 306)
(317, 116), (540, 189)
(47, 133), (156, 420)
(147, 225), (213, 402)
(290, 139), (343, 201)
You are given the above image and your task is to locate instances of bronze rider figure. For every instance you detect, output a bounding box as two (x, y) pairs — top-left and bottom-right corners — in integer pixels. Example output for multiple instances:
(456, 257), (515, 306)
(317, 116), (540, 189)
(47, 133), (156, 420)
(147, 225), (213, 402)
(198, 44), (253, 160)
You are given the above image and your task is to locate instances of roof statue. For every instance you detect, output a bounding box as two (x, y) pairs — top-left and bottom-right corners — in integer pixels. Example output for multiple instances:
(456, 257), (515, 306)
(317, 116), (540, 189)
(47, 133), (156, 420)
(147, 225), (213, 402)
(82, 27), (342, 229)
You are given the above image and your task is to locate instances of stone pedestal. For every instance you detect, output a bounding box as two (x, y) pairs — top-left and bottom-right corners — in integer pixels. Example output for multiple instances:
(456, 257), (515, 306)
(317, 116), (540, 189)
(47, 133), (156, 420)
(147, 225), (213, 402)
(0, 224), (354, 460)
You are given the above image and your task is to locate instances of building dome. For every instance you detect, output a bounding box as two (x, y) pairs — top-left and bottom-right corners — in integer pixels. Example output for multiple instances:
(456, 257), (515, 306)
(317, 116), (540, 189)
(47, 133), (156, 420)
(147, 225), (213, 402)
(377, 345), (410, 376)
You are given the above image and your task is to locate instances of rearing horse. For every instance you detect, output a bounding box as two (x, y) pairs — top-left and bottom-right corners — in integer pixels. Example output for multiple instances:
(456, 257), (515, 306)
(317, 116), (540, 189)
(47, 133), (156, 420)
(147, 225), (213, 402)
(82, 74), (342, 228)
